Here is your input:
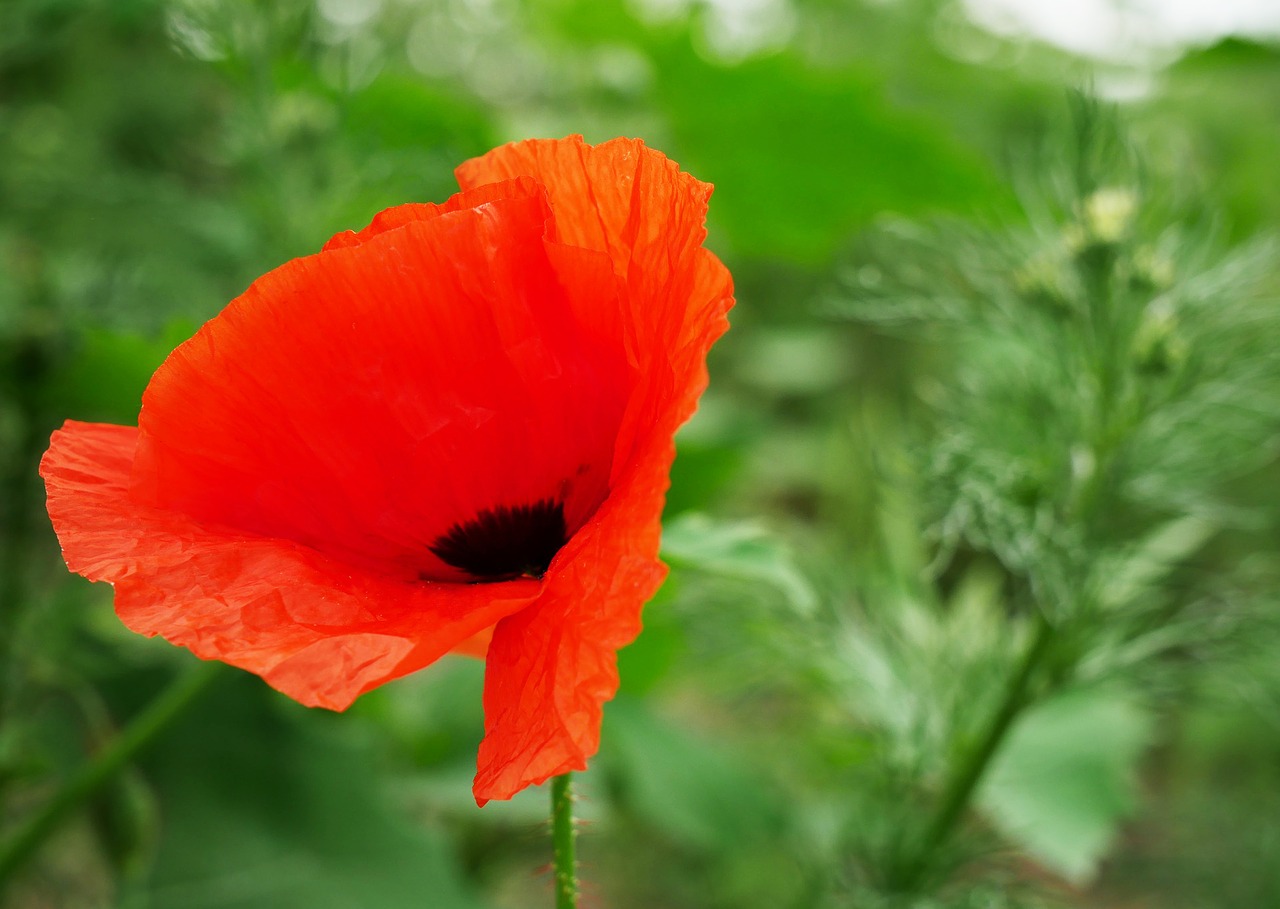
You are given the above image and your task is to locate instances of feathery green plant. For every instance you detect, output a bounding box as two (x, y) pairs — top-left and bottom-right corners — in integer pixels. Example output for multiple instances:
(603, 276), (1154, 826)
(808, 95), (1280, 901)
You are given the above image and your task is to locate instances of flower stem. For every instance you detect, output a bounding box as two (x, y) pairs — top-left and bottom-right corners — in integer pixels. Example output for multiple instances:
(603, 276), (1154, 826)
(551, 772), (578, 909)
(0, 660), (219, 889)
(891, 613), (1057, 890)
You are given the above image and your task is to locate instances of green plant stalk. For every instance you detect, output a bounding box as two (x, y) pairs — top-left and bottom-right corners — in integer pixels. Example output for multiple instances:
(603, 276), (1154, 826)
(0, 660), (219, 888)
(892, 613), (1056, 890)
(551, 772), (578, 909)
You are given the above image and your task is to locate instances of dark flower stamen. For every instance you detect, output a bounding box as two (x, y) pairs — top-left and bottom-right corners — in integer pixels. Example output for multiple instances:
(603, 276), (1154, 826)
(430, 499), (568, 580)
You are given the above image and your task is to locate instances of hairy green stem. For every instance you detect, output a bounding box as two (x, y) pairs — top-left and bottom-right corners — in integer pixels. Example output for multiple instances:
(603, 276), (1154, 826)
(891, 614), (1056, 890)
(551, 772), (578, 909)
(0, 660), (219, 888)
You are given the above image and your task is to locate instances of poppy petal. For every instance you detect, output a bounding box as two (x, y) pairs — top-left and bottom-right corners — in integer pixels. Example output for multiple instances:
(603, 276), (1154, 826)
(41, 421), (542, 709)
(456, 136), (733, 472)
(473, 441), (670, 802)
(320, 178), (542, 252)
(459, 136), (734, 802)
(455, 136), (712, 299)
(133, 178), (630, 583)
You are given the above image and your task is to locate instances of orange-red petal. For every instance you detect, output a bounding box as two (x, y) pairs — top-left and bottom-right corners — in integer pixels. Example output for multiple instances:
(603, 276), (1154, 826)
(42, 421), (542, 709)
(320, 178), (542, 252)
(459, 136), (733, 802)
(459, 136), (732, 475)
(473, 438), (671, 802)
(133, 178), (628, 582)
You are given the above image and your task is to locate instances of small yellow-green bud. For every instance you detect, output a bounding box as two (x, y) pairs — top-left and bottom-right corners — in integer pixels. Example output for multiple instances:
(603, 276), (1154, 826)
(1082, 187), (1138, 245)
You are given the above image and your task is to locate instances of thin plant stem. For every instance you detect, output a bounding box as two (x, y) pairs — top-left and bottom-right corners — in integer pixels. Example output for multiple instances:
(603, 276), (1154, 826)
(890, 613), (1057, 890)
(0, 660), (219, 889)
(551, 772), (578, 909)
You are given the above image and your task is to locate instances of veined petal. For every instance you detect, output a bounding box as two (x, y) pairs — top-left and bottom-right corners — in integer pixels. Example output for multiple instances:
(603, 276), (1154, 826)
(473, 437), (670, 802)
(458, 136), (734, 802)
(321, 178), (543, 252)
(455, 137), (713, 307)
(456, 136), (733, 475)
(133, 179), (629, 583)
(42, 422), (541, 709)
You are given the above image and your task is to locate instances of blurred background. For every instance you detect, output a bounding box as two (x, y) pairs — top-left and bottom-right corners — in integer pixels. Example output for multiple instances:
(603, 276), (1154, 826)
(2, 0), (1280, 906)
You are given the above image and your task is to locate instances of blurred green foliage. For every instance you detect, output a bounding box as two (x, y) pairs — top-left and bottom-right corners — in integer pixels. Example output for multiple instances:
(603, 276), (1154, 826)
(2, 1), (1280, 908)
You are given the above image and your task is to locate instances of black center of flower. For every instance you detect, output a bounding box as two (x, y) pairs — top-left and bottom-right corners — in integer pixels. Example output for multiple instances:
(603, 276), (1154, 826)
(428, 499), (568, 581)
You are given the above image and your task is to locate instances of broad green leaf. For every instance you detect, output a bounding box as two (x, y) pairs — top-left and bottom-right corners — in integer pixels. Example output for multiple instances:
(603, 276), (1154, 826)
(41, 324), (197, 423)
(615, 585), (684, 696)
(137, 674), (487, 909)
(344, 76), (495, 157)
(664, 439), (744, 516)
(526, 0), (1015, 263)
(1153, 39), (1280, 239)
(651, 48), (1012, 262)
(600, 696), (779, 850)
(979, 686), (1153, 885)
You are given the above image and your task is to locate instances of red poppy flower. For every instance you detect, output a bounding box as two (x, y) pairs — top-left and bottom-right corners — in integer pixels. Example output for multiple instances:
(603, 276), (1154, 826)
(40, 136), (733, 803)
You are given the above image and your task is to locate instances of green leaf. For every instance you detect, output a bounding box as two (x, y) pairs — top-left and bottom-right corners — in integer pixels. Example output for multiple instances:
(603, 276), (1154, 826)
(979, 686), (1154, 885)
(527, 0), (1014, 263)
(651, 48), (1012, 262)
(600, 696), (779, 850)
(42, 324), (197, 424)
(615, 585), (684, 697)
(344, 76), (494, 155)
(1156, 39), (1280, 238)
(661, 513), (816, 615)
(137, 674), (487, 909)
